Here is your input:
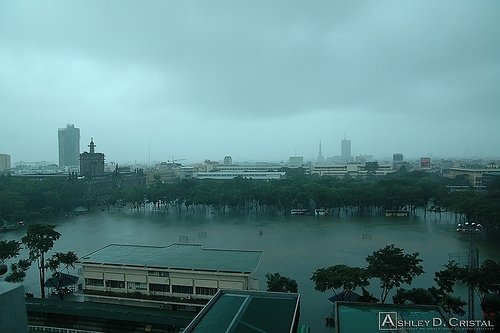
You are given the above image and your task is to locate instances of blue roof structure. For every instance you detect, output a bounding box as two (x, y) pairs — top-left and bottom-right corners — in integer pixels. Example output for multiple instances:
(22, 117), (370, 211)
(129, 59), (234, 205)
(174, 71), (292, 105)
(79, 244), (263, 274)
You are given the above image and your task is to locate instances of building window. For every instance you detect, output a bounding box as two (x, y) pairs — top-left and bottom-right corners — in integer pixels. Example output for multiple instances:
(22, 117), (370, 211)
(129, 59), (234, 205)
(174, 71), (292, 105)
(172, 285), (193, 295)
(85, 278), (104, 287)
(148, 270), (169, 277)
(149, 283), (170, 293)
(195, 287), (218, 296)
(127, 282), (147, 290)
(106, 280), (125, 289)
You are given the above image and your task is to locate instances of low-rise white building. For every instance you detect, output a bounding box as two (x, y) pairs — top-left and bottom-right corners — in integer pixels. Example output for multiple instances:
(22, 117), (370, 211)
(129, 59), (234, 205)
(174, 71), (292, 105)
(79, 244), (263, 305)
(311, 162), (393, 178)
(196, 171), (285, 180)
(448, 166), (500, 188)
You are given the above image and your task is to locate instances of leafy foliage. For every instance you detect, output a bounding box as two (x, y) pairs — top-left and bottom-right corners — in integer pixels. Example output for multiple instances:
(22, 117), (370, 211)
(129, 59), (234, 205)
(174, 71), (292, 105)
(0, 174), (86, 221)
(5, 259), (31, 283)
(22, 223), (61, 298)
(0, 240), (21, 264)
(46, 251), (78, 299)
(434, 261), (464, 293)
(311, 264), (369, 300)
(366, 244), (424, 303)
(393, 287), (436, 305)
(265, 273), (298, 293)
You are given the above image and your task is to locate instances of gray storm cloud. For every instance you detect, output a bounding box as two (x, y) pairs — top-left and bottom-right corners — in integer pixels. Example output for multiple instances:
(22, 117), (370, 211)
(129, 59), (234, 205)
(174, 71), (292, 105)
(1, 0), (499, 162)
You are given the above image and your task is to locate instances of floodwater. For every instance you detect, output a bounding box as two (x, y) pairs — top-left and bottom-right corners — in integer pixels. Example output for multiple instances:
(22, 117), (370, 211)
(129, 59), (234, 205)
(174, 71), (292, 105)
(2, 209), (499, 332)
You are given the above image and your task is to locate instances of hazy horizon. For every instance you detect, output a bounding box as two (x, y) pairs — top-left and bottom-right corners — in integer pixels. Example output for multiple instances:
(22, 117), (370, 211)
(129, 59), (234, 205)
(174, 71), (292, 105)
(1, 1), (499, 164)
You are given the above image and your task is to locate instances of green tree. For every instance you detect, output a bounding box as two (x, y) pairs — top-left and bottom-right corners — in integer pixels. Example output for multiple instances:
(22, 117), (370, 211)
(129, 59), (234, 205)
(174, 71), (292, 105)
(433, 262), (467, 316)
(475, 260), (500, 301)
(4, 259), (31, 283)
(366, 244), (424, 303)
(46, 251), (78, 299)
(311, 265), (369, 301)
(0, 240), (21, 264)
(266, 272), (298, 293)
(22, 223), (61, 298)
(393, 287), (436, 305)
(434, 261), (463, 293)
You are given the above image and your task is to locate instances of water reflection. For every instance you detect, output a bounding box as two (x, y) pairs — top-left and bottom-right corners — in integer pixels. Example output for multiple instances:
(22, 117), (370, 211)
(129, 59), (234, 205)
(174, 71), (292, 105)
(1, 211), (499, 332)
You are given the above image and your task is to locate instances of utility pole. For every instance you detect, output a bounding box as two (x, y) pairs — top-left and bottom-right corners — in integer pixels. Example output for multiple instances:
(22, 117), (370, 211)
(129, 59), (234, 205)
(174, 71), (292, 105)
(457, 221), (481, 326)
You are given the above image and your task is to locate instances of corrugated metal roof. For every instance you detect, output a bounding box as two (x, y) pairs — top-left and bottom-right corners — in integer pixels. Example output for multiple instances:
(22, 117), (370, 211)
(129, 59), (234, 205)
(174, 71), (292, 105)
(79, 244), (263, 273)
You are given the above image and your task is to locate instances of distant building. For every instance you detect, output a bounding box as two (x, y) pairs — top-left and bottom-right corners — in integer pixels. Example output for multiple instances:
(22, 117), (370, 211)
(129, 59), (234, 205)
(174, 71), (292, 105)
(393, 153), (404, 163)
(58, 124), (80, 167)
(483, 172), (500, 189)
(317, 141), (324, 163)
(421, 157), (431, 169)
(311, 162), (393, 178)
(355, 154), (373, 163)
(197, 171), (285, 180)
(79, 138), (145, 204)
(80, 138), (105, 177)
(448, 165), (500, 189)
(223, 156), (232, 166)
(215, 165), (282, 173)
(289, 156), (304, 167)
(392, 153), (407, 170)
(0, 154), (11, 173)
(341, 138), (351, 162)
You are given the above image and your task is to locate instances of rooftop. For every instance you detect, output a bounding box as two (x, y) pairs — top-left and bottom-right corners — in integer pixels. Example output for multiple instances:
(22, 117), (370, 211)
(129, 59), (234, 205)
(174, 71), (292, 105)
(26, 298), (196, 330)
(183, 290), (300, 333)
(79, 243), (263, 274)
(335, 302), (456, 333)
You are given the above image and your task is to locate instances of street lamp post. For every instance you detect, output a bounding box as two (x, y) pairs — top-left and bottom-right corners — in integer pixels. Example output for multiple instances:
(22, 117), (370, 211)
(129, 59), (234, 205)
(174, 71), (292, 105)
(456, 221), (482, 325)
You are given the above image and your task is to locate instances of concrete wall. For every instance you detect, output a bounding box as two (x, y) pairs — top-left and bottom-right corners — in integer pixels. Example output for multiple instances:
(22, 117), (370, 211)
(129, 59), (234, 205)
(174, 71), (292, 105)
(0, 283), (28, 333)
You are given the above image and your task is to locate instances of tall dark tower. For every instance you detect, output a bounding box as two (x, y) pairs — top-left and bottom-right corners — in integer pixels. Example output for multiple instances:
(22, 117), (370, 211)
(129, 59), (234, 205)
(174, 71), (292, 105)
(341, 135), (351, 162)
(58, 124), (80, 166)
(80, 138), (105, 177)
(317, 141), (324, 163)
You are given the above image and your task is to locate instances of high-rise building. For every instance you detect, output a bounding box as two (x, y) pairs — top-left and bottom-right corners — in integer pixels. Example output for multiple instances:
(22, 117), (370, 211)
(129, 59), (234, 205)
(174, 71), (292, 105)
(58, 124), (80, 167)
(341, 138), (351, 162)
(0, 154), (11, 172)
(317, 141), (324, 163)
(223, 156), (232, 166)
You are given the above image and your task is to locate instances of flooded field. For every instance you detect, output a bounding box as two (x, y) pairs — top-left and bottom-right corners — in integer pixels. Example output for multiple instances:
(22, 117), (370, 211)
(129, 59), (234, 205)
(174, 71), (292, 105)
(2, 211), (499, 332)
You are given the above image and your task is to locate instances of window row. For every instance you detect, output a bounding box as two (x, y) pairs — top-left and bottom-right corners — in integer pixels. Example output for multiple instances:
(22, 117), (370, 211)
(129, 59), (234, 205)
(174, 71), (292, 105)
(85, 279), (218, 296)
(148, 270), (170, 277)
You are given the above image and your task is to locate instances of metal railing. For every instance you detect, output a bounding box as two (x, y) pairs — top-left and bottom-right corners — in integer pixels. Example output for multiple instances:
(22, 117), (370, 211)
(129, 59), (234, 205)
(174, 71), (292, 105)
(29, 325), (101, 333)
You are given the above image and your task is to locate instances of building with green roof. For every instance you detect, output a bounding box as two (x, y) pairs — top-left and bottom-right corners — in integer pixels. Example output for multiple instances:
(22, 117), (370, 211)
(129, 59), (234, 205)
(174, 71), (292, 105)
(79, 243), (263, 308)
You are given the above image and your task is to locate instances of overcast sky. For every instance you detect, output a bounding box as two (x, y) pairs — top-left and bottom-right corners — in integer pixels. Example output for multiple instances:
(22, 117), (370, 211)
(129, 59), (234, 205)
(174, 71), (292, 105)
(1, 1), (499, 164)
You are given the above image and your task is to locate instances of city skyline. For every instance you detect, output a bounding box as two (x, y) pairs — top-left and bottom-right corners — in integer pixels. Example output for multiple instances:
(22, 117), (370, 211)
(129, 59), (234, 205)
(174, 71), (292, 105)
(1, 1), (499, 163)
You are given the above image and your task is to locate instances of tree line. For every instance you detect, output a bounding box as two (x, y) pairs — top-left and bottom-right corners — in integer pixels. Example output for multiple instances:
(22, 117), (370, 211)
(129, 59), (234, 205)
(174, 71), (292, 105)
(1, 170), (500, 231)
(0, 174), (86, 222)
